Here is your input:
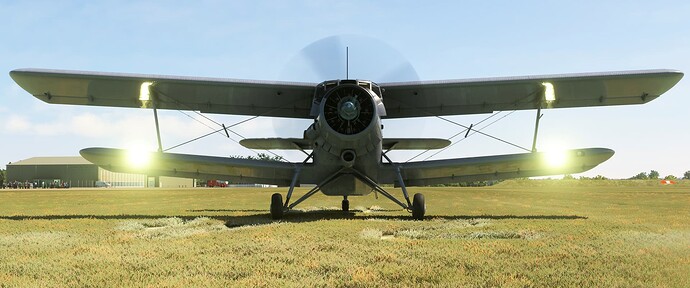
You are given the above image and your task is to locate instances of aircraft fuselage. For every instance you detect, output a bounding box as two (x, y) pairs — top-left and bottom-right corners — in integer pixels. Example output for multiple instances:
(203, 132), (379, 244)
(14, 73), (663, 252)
(305, 80), (386, 196)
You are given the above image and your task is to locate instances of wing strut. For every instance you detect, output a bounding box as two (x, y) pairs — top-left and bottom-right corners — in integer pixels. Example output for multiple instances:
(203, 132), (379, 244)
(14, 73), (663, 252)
(283, 152), (314, 210)
(150, 84), (163, 187)
(152, 96), (164, 153)
(531, 106), (543, 152)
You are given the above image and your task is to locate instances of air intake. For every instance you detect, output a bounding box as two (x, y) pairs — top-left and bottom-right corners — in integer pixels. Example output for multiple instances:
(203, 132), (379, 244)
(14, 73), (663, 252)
(323, 85), (374, 135)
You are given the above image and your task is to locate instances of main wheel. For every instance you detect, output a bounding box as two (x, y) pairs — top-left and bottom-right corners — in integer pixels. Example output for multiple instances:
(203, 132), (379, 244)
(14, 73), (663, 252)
(342, 198), (350, 212)
(411, 193), (425, 220)
(270, 193), (284, 220)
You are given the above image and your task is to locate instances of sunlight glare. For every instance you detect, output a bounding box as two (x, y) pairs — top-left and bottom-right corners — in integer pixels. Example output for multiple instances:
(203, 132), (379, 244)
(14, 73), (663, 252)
(542, 82), (555, 102)
(126, 147), (152, 169)
(540, 140), (570, 168)
(544, 149), (568, 168)
(139, 82), (153, 101)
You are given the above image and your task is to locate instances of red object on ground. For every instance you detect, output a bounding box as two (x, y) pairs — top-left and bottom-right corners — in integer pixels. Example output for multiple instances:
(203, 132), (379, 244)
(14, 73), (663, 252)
(207, 180), (228, 187)
(660, 180), (677, 185)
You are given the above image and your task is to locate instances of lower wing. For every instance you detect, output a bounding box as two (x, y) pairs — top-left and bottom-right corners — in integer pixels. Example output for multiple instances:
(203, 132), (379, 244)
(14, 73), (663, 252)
(379, 148), (614, 186)
(81, 147), (613, 187)
(80, 148), (300, 186)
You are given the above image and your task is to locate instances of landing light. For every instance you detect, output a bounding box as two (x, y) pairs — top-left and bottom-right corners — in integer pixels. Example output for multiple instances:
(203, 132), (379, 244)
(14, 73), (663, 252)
(543, 149), (569, 168)
(542, 82), (555, 102)
(139, 82), (153, 101)
(127, 148), (152, 168)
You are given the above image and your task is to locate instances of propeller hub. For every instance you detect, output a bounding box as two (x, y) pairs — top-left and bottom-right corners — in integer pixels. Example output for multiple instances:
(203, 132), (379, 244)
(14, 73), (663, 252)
(340, 100), (358, 120)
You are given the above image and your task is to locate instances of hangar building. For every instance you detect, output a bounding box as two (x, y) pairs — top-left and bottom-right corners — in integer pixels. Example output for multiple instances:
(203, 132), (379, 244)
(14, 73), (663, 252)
(7, 156), (193, 188)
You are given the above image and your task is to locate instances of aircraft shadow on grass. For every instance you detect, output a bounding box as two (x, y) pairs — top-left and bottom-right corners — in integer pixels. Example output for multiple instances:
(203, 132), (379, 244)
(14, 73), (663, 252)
(0, 211), (587, 229)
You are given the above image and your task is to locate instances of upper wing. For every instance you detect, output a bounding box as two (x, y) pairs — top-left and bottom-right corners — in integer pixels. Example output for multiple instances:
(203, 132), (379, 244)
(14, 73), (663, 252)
(12, 68), (682, 119)
(10, 68), (316, 119)
(379, 70), (683, 118)
(378, 148), (614, 186)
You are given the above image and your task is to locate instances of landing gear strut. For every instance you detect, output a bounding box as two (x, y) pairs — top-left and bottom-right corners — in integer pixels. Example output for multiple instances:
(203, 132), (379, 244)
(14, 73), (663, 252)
(269, 152), (426, 220)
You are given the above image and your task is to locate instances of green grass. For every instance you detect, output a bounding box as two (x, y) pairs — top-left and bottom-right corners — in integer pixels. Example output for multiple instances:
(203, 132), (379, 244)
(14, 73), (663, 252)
(1, 181), (689, 287)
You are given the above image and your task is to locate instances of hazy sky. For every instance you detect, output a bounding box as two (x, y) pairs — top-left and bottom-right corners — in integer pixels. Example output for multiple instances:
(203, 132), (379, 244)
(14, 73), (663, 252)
(1, 1), (688, 179)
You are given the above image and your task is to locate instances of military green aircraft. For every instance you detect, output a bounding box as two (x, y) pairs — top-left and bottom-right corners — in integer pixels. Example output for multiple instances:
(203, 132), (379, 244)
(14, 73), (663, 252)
(10, 66), (682, 220)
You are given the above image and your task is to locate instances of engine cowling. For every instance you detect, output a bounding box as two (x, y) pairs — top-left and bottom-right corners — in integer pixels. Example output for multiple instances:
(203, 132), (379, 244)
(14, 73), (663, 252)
(322, 84), (375, 135)
(308, 80), (384, 160)
(305, 80), (386, 195)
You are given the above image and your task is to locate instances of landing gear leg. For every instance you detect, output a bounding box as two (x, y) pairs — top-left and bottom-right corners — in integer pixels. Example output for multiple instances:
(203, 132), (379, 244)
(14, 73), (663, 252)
(342, 196), (349, 212)
(269, 153), (314, 220)
(348, 166), (426, 221)
(270, 166), (348, 220)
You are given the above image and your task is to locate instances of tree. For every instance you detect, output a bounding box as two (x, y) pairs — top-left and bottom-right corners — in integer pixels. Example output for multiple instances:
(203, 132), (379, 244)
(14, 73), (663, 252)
(684, 171), (690, 180)
(664, 175), (678, 180)
(593, 175), (608, 180)
(248, 153), (285, 162)
(630, 172), (648, 180)
(0, 169), (5, 185)
(231, 153), (285, 162)
(562, 174), (575, 180)
(649, 170), (660, 180)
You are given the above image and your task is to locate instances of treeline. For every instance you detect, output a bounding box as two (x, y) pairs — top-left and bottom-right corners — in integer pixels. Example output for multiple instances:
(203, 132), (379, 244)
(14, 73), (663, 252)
(432, 180), (503, 187)
(230, 153), (285, 162)
(432, 170), (690, 187)
(563, 170), (690, 181)
(627, 170), (690, 180)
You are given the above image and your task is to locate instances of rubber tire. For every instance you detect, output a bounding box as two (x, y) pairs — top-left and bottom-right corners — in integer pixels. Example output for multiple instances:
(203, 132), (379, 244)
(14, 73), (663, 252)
(411, 193), (425, 220)
(342, 199), (350, 212)
(270, 193), (284, 220)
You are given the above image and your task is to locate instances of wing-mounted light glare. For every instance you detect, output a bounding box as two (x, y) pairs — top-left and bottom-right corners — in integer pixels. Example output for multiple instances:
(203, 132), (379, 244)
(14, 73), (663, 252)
(542, 82), (556, 103)
(543, 149), (569, 168)
(127, 148), (153, 169)
(140, 82), (153, 101)
(139, 82), (153, 108)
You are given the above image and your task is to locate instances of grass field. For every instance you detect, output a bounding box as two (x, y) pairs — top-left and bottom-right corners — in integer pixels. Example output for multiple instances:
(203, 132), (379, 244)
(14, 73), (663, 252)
(1, 180), (689, 287)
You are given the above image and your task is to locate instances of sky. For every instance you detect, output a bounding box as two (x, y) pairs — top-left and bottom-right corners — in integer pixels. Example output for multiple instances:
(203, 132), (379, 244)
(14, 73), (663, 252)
(1, 1), (688, 179)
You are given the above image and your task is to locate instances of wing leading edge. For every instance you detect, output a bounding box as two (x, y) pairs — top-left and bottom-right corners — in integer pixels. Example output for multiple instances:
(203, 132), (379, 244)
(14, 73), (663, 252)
(380, 70), (683, 118)
(10, 69), (317, 119)
(11, 69), (682, 120)
(379, 148), (615, 186)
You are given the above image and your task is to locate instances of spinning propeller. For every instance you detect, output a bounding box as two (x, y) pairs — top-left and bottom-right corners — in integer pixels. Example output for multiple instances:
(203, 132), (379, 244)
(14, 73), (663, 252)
(273, 34), (421, 141)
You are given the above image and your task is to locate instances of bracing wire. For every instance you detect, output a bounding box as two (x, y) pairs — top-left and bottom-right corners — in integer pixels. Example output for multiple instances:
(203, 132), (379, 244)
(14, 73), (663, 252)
(384, 88), (539, 163)
(151, 87), (302, 161)
(434, 115), (531, 152)
(405, 110), (507, 162)
(422, 110), (520, 161)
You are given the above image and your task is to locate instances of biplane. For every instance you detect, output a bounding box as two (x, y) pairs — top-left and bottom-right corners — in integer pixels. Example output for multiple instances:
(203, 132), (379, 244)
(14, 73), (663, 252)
(10, 66), (682, 220)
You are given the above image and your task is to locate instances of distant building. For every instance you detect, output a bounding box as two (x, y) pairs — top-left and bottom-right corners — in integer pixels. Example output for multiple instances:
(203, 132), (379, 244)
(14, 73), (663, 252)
(7, 156), (193, 188)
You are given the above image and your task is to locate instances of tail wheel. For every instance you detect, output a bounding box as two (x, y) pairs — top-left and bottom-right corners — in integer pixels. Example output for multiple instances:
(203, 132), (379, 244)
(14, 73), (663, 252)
(270, 193), (284, 220)
(411, 193), (425, 220)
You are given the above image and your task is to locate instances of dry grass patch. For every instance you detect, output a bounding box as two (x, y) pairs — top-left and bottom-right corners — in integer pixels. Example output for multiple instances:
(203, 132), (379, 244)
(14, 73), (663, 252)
(116, 217), (228, 239)
(1, 183), (689, 287)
